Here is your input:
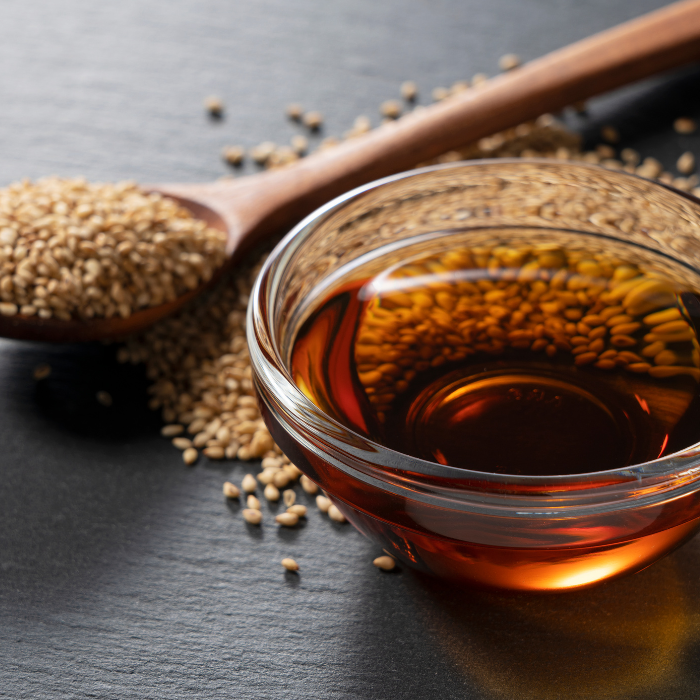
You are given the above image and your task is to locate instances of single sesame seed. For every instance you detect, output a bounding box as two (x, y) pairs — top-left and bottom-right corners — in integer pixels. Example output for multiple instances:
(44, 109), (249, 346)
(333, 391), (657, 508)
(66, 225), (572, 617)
(498, 53), (520, 71)
(183, 447), (198, 466)
(287, 504), (307, 517)
(373, 556), (396, 571)
(241, 474), (258, 493)
(161, 424), (184, 437)
(601, 126), (620, 144)
(281, 557), (299, 571)
(242, 508), (262, 525)
(400, 81), (418, 101)
(247, 494), (261, 510)
(283, 489), (296, 507)
(316, 495), (332, 513)
(674, 117), (696, 134)
(264, 483), (280, 501)
(172, 437), (192, 450)
(204, 95), (224, 117)
(302, 111), (323, 130)
(285, 103), (303, 121)
(223, 481), (240, 498)
(96, 390), (112, 407)
(222, 145), (245, 166)
(300, 475), (318, 494)
(203, 445), (225, 459)
(677, 151), (695, 174)
(328, 504), (347, 523)
(380, 100), (402, 119)
(290, 134), (308, 155)
(33, 363), (51, 380)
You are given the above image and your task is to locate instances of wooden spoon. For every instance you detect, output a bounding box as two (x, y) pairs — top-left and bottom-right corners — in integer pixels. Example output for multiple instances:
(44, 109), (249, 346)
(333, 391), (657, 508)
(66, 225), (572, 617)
(3, 0), (700, 342)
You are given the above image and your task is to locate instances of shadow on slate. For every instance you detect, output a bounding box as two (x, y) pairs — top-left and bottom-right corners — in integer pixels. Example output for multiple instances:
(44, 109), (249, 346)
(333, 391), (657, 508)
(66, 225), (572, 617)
(398, 546), (700, 700)
(30, 342), (161, 440)
(575, 64), (700, 152)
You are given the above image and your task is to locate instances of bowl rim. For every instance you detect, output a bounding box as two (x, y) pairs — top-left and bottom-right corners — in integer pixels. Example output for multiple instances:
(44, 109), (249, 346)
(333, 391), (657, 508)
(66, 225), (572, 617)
(248, 158), (700, 514)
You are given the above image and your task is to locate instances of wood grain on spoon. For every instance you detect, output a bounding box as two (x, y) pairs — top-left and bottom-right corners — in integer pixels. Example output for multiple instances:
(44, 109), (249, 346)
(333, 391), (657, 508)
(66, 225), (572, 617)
(4, 0), (700, 342)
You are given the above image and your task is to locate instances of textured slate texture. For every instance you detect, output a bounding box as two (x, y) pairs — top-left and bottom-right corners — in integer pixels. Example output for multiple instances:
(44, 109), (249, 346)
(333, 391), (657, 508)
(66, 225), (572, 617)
(3, 1), (700, 698)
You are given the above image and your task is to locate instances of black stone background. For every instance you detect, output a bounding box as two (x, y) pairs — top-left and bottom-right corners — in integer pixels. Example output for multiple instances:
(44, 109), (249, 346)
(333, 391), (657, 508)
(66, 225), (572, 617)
(2, 1), (700, 698)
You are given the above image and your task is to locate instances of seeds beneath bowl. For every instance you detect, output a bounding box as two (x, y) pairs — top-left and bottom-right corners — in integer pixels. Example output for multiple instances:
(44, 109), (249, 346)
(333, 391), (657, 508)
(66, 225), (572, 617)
(0, 178), (227, 321)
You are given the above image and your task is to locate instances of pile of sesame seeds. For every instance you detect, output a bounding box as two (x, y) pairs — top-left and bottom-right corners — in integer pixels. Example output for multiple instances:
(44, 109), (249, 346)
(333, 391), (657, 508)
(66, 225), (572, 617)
(0, 178), (227, 320)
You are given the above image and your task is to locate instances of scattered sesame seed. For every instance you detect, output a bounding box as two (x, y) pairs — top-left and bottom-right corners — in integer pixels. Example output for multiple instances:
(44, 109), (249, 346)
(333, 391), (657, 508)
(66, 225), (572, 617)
(290, 134), (308, 156)
(302, 111), (323, 130)
(674, 117), (696, 134)
(601, 126), (620, 144)
(380, 100), (402, 119)
(172, 437), (192, 450)
(620, 148), (640, 165)
(316, 495), (332, 513)
(285, 103), (303, 121)
(183, 447), (198, 466)
(400, 81), (418, 101)
(250, 141), (276, 165)
(287, 504), (307, 517)
(247, 494), (261, 510)
(264, 483), (280, 501)
(498, 53), (520, 71)
(373, 556), (396, 571)
(300, 475), (318, 494)
(275, 512), (299, 527)
(242, 474), (258, 493)
(204, 95), (224, 117)
(222, 145), (245, 166)
(283, 489), (296, 507)
(96, 390), (112, 407)
(223, 481), (240, 498)
(471, 73), (488, 87)
(677, 151), (695, 174)
(328, 504), (347, 523)
(33, 363), (51, 380)
(281, 557), (299, 571)
(203, 445), (225, 459)
(431, 87), (449, 102)
(161, 424), (184, 437)
(242, 508), (262, 525)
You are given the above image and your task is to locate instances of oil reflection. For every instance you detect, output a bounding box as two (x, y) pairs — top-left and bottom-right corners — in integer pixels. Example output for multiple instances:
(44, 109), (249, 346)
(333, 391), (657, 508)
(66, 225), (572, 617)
(411, 552), (693, 700)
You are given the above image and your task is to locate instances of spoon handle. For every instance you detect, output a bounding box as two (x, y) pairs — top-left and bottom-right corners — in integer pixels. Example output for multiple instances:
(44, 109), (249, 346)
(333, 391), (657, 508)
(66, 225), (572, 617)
(169, 0), (700, 249)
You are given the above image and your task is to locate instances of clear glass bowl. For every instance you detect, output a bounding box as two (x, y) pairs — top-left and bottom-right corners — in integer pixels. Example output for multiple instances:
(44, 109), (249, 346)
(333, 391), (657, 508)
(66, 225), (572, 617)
(248, 160), (700, 592)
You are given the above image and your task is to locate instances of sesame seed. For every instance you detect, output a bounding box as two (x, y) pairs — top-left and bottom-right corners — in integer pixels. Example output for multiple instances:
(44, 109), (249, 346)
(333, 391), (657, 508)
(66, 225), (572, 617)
(285, 103), (303, 121)
(241, 474), (258, 493)
(373, 556), (396, 571)
(498, 53), (520, 71)
(283, 489), (296, 507)
(316, 495), (331, 513)
(204, 95), (224, 117)
(264, 483), (280, 501)
(33, 363), (51, 380)
(247, 494), (261, 510)
(161, 424), (184, 437)
(328, 504), (347, 523)
(400, 81), (418, 101)
(300, 475), (318, 494)
(96, 390), (112, 407)
(287, 504), (307, 517)
(677, 151), (695, 174)
(242, 508), (262, 525)
(223, 481), (240, 498)
(222, 145), (245, 166)
(674, 117), (696, 134)
(281, 557), (299, 571)
(601, 126), (619, 144)
(380, 100), (402, 119)
(302, 111), (323, 130)
(183, 447), (198, 466)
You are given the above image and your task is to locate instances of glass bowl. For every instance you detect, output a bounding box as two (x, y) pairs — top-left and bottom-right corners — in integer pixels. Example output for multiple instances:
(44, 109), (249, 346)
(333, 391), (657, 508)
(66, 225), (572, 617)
(247, 160), (700, 592)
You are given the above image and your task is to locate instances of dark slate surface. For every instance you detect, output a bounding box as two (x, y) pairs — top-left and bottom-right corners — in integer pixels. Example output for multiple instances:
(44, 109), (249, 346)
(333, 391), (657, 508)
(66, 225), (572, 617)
(3, 1), (700, 698)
